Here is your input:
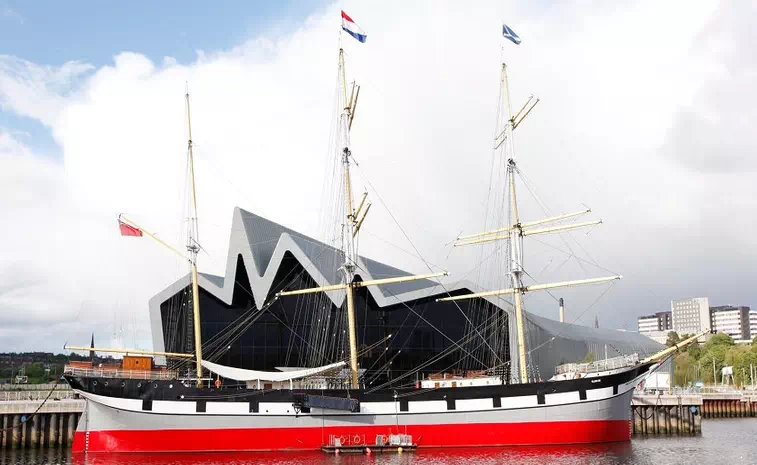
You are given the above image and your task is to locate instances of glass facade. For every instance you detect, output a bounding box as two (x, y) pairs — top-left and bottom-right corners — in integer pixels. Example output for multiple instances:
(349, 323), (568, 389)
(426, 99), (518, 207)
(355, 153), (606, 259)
(160, 253), (510, 385)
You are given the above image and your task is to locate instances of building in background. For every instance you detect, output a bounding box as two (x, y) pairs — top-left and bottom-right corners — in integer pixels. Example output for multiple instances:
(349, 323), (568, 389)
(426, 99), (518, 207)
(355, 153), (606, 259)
(671, 297), (711, 335)
(148, 207), (663, 382)
(750, 310), (757, 341)
(638, 311), (673, 344)
(710, 306), (751, 341)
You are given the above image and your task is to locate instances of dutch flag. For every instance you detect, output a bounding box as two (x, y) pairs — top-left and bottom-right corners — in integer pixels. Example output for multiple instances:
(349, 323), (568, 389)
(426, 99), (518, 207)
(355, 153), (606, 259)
(341, 10), (367, 43)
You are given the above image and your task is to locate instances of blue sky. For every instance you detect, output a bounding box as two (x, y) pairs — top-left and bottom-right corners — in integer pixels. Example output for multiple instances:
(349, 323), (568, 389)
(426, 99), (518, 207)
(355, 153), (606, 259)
(1, 1), (325, 66)
(0, 0), (325, 156)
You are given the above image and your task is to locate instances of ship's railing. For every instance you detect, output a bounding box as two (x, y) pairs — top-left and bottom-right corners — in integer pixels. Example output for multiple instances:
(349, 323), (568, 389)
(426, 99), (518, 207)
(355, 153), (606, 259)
(63, 365), (178, 380)
(555, 353), (639, 376)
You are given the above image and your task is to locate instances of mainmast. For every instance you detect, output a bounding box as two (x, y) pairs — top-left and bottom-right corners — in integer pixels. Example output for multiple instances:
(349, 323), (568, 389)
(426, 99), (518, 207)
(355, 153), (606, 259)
(185, 90), (204, 382)
(276, 48), (446, 390)
(439, 63), (620, 384)
(338, 47), (360, 389)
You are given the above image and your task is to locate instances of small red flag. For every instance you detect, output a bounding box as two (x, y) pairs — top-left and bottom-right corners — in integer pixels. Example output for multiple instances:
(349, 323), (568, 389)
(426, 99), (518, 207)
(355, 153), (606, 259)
(118, 220), (143, 237)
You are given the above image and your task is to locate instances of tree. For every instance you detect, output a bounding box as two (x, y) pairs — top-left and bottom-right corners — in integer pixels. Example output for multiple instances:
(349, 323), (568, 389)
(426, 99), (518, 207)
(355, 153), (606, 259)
(687, 343), (702, 360)
(704, 332), (735, 351)
(582, 352), (597, 363)
(666, 332), (681, 347)
(674, 352), (695, 387)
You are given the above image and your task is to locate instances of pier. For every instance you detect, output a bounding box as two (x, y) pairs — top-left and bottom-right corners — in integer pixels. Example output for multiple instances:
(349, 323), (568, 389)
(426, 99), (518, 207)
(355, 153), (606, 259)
(631, 391), (757, 436)
(631, 394), (702, 435)
(700, 393), (757, 419)
(0, 385), (83, 449)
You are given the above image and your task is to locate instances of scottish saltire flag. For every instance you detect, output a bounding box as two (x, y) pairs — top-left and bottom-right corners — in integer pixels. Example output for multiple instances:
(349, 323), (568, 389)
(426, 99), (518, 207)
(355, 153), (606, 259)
(341, 11), (367, 43)
(502, 23), (521, 45)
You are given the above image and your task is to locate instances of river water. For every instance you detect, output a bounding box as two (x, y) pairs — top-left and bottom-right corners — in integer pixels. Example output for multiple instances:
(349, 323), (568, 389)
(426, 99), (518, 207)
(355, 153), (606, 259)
(1, 419), (755, 465)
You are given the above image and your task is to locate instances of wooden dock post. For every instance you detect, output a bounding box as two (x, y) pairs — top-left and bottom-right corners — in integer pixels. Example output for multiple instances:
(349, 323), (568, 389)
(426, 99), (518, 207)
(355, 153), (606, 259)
(633, 406), (643, 434)
(646, 406), (655, 434)
(58, 412), (64, 447)
(11, 415), (20, 449)
(30, 417), (38, 448)
(38, 415), (46, 448)
(49, 413), (57, 447)
(66, 413), (76, 446)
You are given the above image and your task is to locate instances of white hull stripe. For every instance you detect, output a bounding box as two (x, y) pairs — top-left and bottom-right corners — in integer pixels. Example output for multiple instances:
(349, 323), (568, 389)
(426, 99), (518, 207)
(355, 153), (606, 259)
(76, 371), (646, 419)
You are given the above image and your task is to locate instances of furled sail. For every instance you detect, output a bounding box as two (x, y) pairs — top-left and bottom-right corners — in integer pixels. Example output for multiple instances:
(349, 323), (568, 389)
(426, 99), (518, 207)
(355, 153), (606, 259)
(201, 360), (345, 382)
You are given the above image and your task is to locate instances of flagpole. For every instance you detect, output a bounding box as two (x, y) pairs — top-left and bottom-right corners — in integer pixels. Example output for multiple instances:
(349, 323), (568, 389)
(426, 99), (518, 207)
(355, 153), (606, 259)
(118, 214), (188, 261)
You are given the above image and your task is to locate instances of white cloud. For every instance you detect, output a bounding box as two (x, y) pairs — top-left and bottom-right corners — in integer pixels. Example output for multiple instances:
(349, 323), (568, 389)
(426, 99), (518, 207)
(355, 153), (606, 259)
(0, 56), (93, 126)
(0, 0), (755, 352)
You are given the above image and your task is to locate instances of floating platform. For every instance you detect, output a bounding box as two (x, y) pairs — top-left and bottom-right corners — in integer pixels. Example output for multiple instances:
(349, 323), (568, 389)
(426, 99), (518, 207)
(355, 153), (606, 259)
(321, 444), (417, 454)
(322, 433), (416, 454)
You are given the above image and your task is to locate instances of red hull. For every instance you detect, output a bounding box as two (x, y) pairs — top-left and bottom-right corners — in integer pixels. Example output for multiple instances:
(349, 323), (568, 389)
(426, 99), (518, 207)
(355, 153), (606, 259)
(74, 420), (631, 453)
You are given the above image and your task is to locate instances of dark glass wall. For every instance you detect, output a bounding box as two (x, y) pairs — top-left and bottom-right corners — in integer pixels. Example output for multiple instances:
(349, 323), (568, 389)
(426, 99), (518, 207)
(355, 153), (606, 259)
(160, 253), (510, 384)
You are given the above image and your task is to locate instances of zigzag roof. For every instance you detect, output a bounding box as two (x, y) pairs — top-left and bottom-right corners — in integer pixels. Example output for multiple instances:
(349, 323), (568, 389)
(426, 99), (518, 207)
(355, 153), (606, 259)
(148, 207), (469, 318)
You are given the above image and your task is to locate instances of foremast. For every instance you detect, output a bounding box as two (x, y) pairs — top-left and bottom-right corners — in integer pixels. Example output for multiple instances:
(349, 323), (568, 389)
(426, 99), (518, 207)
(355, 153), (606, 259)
(71, 92), (205, 380)
(438, 63), (621, 384)
(277, 48), (447, 389)
(185, 90), (204, 382)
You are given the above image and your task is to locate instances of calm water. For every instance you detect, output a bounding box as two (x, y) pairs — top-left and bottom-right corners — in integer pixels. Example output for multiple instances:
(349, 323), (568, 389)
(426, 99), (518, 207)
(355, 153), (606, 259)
(2, 419), (756, 465)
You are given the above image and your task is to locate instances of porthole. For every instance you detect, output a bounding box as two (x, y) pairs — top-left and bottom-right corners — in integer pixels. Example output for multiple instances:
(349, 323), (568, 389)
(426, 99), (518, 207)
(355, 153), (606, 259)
(169, 384), (173, 389)
(154, 384), (158, 388)
(93, 381), (97, 386)
(104, 381), (108, 386)
(137, 382), (142, 388)
(121, 382), (125, 387)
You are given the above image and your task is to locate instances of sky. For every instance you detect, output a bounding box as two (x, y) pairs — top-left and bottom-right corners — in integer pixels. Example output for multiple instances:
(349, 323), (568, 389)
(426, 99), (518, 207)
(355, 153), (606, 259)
(1, 0), (755, 353)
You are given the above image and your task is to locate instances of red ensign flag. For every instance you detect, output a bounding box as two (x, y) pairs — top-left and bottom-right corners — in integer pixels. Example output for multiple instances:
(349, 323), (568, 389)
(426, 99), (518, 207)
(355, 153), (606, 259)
(118, 220), (143, 237)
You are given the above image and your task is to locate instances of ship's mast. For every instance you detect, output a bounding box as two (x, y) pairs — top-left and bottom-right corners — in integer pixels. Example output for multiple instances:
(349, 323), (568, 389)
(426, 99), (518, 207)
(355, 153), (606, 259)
(276, 48), (447, 390)
(338, 48), (360, 389)
(502, 64), (529, 383)
(439, 62), (621, 384)
(185, 90), (204, 382)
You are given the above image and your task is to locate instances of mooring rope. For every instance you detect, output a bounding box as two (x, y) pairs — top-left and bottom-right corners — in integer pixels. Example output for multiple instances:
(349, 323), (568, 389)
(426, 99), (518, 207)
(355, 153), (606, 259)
(0, 379), (62, 432)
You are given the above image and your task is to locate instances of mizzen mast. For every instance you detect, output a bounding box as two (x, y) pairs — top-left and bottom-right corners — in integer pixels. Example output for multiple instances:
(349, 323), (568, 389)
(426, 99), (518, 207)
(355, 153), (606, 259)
(438, 63), (620, 384)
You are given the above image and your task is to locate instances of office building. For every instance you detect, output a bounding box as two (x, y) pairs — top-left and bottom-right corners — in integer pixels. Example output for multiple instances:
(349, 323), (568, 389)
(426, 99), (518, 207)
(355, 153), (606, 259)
(710, 306), (751, 341)
(671, 297), (711, 334)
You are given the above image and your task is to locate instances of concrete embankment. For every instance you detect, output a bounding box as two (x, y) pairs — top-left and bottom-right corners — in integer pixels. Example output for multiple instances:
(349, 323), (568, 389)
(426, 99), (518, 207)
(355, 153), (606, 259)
(0, 385), (83, 449)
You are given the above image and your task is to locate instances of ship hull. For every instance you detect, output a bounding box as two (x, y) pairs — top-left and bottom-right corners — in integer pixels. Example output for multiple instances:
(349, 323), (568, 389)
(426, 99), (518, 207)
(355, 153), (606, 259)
(67, 362), (653, 453)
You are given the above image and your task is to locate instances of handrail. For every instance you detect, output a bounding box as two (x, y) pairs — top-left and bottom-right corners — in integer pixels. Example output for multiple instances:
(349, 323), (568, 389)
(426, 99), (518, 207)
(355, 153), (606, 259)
(63, 365), (178, 381)
(555, 354), (639, 375)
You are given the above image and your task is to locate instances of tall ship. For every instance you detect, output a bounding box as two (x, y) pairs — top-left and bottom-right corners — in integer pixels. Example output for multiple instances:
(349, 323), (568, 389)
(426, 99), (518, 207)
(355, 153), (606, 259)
(64, 17), (676, 453)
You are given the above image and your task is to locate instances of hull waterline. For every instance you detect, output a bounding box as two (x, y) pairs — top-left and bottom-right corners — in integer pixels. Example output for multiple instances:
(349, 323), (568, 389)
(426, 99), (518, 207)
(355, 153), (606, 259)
(67, 362), (653, 453)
